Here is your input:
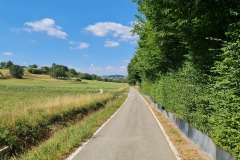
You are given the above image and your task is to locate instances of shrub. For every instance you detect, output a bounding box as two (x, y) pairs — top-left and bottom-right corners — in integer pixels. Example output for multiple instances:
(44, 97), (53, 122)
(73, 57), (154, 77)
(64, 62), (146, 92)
(209, 26), (240, 158)
(9, 65), (24, 78)
(75, 78), (82, 82)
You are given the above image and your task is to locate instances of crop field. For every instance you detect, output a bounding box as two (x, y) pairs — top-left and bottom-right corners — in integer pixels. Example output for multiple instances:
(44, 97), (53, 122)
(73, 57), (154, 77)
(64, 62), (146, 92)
(0, 71), (128, 157)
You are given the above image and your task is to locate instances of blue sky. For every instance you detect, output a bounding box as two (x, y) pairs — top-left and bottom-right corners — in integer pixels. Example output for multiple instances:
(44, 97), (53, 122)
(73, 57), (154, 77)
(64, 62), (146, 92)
(0, 1), (139, 75)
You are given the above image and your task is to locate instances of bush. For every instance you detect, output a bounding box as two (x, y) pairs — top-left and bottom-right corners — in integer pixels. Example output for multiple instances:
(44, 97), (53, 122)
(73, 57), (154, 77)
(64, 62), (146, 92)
(28, 68), (47, 74)
(75, 78), (81, 82)
(9, 65), (24, 78)
(209, 27), (240, 158)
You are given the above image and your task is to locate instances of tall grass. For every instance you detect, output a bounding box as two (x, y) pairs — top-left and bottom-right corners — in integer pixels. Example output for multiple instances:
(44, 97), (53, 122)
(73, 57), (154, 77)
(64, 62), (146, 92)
(0, 94), (112, 127)
(12, 94), (127, 160)
(0, 76), (128, 156)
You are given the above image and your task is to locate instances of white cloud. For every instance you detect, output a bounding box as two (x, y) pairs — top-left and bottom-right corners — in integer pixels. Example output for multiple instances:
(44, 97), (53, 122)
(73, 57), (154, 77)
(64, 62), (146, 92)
(2, 52), (13, 56)
(84, 22), (139, 42)
(119, 66), (127, 70)
(24, 18), (67, 39)
(69, 41), (75, 45)
(77, 64), (128, 75)
(77, 43), (89, 49)
(10, 28), (22, 33)
(104, 40), (119, 47)
(106, 66), (114, 70)
(69, 41), (89, 50)
(123, 59), (130, 63)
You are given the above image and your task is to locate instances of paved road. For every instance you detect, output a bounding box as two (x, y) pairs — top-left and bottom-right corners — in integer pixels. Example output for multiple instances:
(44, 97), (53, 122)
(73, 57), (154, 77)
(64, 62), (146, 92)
(69, 88), (176, 160)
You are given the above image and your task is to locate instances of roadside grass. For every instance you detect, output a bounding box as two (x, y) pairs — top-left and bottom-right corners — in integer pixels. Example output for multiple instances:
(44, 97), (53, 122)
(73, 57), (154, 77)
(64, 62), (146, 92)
(1, 94), (112, 127)
(0, 75), (128, 156)
(12, 93), (128, 160)
(142, 95), (212, 160)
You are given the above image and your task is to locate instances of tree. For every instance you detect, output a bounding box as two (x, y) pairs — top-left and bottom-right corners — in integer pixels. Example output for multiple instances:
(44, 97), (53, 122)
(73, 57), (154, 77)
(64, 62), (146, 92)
(130, 0), (240, 83)
(6, 61), (14, 68)
(68, 68), (78, 77)
(49, 63), (68, 79)
(29, 64), (38, 68)
(96, 76), (102, 81)
(9, 65), (24, 78)
(40, 66), (50, 74)
(0, 62), (7, 69)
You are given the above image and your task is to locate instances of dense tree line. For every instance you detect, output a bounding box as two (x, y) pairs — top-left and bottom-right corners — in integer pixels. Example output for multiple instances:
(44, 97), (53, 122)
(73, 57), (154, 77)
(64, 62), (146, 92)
(0, 61), (126, 83)
(128, 0), (239, 158)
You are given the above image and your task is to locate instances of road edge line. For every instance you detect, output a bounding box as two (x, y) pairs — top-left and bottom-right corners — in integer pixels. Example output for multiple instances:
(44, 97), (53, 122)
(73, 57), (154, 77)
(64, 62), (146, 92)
(66, 91), (130, 160)
(138, 90), (182, 160)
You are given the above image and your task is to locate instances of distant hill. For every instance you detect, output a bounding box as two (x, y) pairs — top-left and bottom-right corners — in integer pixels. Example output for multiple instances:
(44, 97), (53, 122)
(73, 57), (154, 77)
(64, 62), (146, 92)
(102, 75), (126, 79)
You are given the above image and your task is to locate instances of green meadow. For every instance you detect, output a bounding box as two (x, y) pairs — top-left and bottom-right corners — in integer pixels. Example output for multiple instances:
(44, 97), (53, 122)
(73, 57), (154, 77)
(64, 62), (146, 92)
(0, 69), (128, 158)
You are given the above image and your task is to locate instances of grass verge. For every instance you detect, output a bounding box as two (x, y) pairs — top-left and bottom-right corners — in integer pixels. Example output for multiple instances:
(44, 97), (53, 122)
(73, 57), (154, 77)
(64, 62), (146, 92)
(11, 93), (128, 160)
(142, 95), (212, 160)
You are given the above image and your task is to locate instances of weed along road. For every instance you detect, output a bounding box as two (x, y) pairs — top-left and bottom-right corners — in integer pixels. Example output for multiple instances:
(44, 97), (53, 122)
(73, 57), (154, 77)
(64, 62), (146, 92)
(68, 88), (177, 160)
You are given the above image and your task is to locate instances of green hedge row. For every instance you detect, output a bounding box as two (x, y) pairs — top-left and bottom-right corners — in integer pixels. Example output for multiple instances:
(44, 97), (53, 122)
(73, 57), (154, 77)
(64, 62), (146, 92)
(141, 69), (239, 158)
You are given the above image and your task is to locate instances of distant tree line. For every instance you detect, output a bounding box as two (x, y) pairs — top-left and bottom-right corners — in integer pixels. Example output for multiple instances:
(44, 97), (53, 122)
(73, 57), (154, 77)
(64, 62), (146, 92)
(0, 61), (126, 83)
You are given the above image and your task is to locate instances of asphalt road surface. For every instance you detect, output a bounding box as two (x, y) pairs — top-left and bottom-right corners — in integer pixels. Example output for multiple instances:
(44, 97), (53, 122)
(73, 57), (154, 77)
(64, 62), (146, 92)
(69, 88), (177, 160)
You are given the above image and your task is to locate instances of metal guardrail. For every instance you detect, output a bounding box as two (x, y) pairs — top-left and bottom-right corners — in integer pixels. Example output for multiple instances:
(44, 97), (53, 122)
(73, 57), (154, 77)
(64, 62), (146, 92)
(146, 96), (236, 160)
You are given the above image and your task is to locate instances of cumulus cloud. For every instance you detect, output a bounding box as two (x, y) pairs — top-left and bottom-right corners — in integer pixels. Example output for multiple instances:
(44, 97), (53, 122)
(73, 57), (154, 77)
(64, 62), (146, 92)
(106, 66), (114, 70)
(69, 41), (89, 50)
(77, 64), (127, 75)
(119, 66), (127, 70)
(77, 43), (89, 49)
(84, 22), (139, 42)
(2, 52), (13, 56)
(24, 18), (67, 39)
(104, 40), (119, 47)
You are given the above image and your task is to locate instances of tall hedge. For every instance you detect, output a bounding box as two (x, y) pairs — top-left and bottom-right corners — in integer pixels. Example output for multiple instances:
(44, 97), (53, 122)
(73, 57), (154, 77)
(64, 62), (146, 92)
(129, 0), (240, 158)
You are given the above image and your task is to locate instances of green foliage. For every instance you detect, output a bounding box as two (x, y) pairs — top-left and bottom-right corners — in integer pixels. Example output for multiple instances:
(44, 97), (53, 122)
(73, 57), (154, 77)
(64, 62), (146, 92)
(129, 0), (240, 83)
(209, 24), (240, 158)
(129, 0), (240, 158)
(49, 63), (68, 79)
(9, 65), (24, 78)
(28, 64), (38, 68)
(0, 62), (7, 69)
(28, 68), (48, 74)
(68, 68), (78, 77)
(141, 63), (211, 129)
(6, 61), (14, 68)
(40, 66), (50, 73)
